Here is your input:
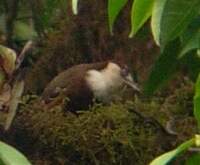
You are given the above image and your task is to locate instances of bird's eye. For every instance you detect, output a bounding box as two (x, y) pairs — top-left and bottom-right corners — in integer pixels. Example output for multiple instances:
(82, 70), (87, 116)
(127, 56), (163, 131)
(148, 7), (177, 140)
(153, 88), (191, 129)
(121, 66), (129, 77)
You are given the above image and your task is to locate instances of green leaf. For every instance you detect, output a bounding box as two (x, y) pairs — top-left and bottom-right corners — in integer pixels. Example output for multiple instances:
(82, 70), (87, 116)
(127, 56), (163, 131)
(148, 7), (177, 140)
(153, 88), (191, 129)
(194, 73), (200, 129)
(72, 0), (78, 15)
(151, 0), (200, 47)
(179, 29), (200, 58)
(108, 0), (128, 34)
(150, 138), (194, 165)
(179, 18), (200, 58)
(180, 17), (200, 43)
(129, 0), (154, 37)
(185, 153), (200, 165)
(0, 141), (31, 165)
(144, 40), (180, 95)
(151, 0), (167, 46)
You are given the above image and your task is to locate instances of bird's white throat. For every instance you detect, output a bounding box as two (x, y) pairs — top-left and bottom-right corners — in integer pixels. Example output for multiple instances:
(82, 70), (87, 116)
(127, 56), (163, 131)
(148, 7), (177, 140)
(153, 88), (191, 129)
(85, 62), (123, 101)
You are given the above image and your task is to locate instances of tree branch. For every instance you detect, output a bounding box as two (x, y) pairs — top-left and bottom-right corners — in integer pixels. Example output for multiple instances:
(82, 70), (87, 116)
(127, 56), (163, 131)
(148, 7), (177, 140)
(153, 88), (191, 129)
(15, 40), (34, 70)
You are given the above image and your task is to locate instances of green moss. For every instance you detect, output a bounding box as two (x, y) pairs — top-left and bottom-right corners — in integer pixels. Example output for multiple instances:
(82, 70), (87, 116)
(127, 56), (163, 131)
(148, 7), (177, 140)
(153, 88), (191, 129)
(13, 101), (170, 165)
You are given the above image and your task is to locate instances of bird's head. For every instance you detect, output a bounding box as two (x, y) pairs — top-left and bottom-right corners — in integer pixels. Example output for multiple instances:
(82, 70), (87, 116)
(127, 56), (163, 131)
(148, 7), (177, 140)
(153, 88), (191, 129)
(119, 64), (140, 92)
(101, 62), (140, 92)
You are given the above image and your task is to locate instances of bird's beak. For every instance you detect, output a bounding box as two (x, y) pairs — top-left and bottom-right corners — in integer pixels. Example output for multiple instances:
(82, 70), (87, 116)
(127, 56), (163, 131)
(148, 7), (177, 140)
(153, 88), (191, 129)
(122, 74), (140, 92)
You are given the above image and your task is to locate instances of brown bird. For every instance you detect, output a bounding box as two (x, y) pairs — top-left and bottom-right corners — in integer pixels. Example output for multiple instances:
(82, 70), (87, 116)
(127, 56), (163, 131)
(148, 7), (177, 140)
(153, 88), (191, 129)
(41, 61), (140, 113)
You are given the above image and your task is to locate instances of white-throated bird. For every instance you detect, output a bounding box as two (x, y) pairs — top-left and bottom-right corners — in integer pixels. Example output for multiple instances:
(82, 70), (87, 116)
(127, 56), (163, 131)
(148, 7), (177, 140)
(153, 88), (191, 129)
(41, 61), (140, 113)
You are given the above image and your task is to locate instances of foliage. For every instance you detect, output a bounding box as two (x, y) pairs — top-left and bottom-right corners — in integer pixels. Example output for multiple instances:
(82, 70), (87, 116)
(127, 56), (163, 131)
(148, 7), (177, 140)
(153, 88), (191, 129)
(104, 0), (200, 96)
(151, 0), (200, 47)
(150, 135), (200, 165)
(179, 19), (200, 58)
(108, 0), (128, 34)
(106, 0), (200, 50)
(0, 141), (31, 165)
(129, 0), (154, 37)
(150, 138), (195, 165)
(143, 40), (180, 95)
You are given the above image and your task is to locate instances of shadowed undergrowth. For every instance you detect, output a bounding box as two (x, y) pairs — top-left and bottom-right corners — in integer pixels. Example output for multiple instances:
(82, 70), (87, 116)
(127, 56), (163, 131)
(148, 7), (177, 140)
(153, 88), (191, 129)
(0, 80), (194, 165)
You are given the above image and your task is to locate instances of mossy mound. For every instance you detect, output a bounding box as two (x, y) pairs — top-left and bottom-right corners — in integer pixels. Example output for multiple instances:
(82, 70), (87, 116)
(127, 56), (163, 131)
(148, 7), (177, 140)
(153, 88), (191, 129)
(12, 101), (173, 165)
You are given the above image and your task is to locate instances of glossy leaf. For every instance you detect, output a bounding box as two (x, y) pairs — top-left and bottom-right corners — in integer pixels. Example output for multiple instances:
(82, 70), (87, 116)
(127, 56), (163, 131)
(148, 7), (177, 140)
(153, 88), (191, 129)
(144, 40), (180, 95)
(179, 30), (200, 58)
(108, 0), (128, 34)
(151, 0), (167, 45)
(150, 138), (194, 165)
(151, 0), (200, 47)
(180, 17), (200, 43)
(0, 141), (31, 165)
(179, 18), (200, 58)
(72, 0), (78, 15)
(129, 0), (154, 37)
(194, 73), (200, 129)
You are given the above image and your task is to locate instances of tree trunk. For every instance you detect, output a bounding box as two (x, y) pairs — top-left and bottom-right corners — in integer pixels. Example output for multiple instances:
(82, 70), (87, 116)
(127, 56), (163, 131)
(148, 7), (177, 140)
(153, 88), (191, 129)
(5, 0), (19, 46)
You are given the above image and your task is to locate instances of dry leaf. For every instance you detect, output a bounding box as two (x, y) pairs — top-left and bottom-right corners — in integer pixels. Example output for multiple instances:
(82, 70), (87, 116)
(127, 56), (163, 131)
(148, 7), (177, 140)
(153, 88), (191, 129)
(0, 45), (17, 76)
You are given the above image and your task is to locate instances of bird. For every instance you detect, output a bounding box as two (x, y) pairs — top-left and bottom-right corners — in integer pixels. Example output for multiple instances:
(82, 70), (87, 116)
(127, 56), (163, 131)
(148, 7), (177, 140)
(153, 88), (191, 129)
(41, 61), (140, 113)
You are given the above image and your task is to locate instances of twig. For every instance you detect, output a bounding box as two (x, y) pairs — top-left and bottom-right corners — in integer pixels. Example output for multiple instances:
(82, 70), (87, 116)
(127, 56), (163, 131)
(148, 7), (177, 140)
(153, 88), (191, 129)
(4, 41), (33, 131)
(127, 107), (177, 136)
(7, 41), (33, 85)
(4, 74), (24, 131)
(165, 117), (178, 135)
(15, 40), (33, 70)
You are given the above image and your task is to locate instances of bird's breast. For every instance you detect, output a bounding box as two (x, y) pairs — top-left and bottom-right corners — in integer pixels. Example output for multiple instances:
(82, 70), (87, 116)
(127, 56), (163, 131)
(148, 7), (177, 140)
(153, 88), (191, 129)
(85, 70), (109, 100)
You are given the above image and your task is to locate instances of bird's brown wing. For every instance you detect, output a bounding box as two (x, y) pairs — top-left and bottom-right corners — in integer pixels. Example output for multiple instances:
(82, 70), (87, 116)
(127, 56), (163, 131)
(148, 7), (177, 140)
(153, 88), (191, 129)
(41, 61), (110, 112)
(42, 62), (109, 101)
(42, 67), (85, 102)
